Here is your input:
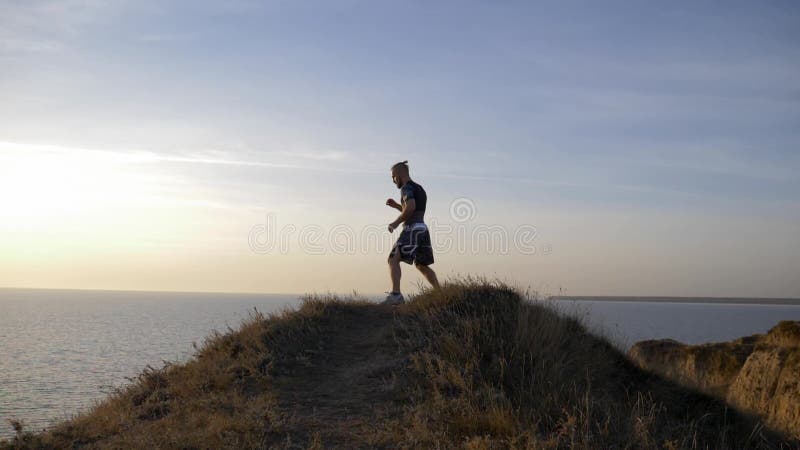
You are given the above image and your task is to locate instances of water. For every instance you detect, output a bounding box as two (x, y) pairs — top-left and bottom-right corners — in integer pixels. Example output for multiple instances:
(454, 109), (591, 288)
(2, 289), (800, 439)
(0, 288), (302, 439)
(552, 298), (800, 349)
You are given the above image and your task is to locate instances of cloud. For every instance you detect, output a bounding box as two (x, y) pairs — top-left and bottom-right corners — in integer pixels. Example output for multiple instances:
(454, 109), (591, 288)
(0, 37), (63, 53)
(136, 32), (195, 43)
(5, 140), (783, 207)
(270, 149), (351, 161)
(0, 0), (129, 54)
(0, 141), (366, 174)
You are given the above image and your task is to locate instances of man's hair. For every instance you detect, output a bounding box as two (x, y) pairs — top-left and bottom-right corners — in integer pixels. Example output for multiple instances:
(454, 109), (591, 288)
(391, 160), (409, 173)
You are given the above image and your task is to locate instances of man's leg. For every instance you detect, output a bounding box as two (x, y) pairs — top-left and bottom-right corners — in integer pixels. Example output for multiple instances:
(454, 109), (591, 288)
(388, 250), (402, 293)
(415, 263), (440, 290)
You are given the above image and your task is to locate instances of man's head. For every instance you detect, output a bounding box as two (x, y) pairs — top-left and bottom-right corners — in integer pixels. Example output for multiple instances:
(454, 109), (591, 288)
(391, 160), (410, 188)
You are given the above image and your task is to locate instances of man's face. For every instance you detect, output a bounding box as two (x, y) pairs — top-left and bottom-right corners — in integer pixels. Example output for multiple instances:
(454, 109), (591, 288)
(391, 169), (402, 188)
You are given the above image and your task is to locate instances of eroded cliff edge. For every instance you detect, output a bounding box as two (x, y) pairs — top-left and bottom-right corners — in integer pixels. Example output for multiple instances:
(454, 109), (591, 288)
(629, 321), (800, 438)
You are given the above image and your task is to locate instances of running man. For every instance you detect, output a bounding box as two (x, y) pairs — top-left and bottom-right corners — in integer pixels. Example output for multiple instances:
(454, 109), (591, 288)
(383, 161), (440, 305)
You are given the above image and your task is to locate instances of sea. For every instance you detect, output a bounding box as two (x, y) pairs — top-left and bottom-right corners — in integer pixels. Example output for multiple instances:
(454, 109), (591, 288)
(1, 288), (800, 439)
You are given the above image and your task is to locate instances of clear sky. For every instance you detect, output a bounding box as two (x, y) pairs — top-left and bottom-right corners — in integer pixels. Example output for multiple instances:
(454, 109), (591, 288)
(1, 1), (798, 297)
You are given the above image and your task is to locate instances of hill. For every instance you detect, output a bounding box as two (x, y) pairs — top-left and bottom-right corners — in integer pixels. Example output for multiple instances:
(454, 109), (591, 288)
(2, 280), (795, 449)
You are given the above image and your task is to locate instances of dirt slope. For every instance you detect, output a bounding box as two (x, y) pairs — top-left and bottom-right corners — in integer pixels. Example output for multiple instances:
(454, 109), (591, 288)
(268, 304), (407, 447)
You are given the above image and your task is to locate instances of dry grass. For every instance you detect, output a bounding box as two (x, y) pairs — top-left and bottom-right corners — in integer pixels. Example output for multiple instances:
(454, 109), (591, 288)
(2, 278), (795, 449)
(763, 321), (800, 348)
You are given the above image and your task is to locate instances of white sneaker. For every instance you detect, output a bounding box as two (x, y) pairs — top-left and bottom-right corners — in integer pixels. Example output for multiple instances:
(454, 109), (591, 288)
(382, 292), (405, 305)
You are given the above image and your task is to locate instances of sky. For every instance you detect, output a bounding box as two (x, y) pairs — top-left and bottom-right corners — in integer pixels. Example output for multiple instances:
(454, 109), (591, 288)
(1, 0), (798, 297)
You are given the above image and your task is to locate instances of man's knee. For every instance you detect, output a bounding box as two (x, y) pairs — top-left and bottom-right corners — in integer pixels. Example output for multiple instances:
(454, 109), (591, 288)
(388, 252), (400, 265)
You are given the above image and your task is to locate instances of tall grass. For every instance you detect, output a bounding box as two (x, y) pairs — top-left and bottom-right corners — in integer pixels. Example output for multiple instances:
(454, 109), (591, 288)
(389, 277), (788, 449)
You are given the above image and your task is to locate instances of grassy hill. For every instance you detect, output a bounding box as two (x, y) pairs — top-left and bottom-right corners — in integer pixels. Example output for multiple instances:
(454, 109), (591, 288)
(2, 280), (795, 449)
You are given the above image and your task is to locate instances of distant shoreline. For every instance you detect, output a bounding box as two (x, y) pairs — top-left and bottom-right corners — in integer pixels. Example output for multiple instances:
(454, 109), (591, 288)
(2, 287), (799, 306)
(551, 296), (800, 306)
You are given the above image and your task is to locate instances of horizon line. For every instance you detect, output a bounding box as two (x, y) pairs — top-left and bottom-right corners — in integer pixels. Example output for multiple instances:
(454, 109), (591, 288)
(2, 285), (799, 303)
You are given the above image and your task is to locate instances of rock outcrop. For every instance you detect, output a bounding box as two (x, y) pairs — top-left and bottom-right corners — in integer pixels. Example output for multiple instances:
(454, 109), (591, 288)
(629, 321), (800, 438)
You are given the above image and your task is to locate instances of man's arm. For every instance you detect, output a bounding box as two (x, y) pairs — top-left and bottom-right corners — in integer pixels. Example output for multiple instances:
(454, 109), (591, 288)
(385, 198), (402, 211)
(389, 199), (415, 232)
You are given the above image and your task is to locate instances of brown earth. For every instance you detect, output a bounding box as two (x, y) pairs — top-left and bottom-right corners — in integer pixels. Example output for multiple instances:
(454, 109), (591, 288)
(268, 304), (408, 447)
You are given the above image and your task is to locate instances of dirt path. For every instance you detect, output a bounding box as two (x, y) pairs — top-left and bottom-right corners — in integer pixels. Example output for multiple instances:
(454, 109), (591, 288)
(270, 304), (409, 448)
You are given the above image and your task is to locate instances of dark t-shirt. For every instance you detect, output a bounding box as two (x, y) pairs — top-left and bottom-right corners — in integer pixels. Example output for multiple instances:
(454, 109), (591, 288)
(400, 180), (427, 224)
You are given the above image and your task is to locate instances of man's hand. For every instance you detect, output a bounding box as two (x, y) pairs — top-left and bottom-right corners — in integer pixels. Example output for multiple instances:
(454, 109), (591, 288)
(386, 198), (400, 210)
(388, 221), (399, 233)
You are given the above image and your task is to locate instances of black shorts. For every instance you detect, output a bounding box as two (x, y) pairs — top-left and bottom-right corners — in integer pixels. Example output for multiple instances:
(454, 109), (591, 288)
(390, 223), (434, 266)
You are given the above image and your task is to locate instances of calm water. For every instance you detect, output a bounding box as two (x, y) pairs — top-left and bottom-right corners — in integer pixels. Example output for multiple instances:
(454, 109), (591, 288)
(0, 288), (302, 439)
(553, 299), (800, 349)
(2, 289), (800, 439)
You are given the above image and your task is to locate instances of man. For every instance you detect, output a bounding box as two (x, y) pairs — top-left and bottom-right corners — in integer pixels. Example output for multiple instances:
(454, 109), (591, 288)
(383, 160), (440, 305)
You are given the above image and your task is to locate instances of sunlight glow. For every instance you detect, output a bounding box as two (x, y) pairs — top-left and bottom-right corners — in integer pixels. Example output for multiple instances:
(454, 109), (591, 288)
(0, 143), (159, 225)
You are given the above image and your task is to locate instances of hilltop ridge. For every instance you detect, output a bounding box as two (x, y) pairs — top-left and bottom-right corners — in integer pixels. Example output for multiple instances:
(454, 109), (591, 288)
(3, 280), (795, 449)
